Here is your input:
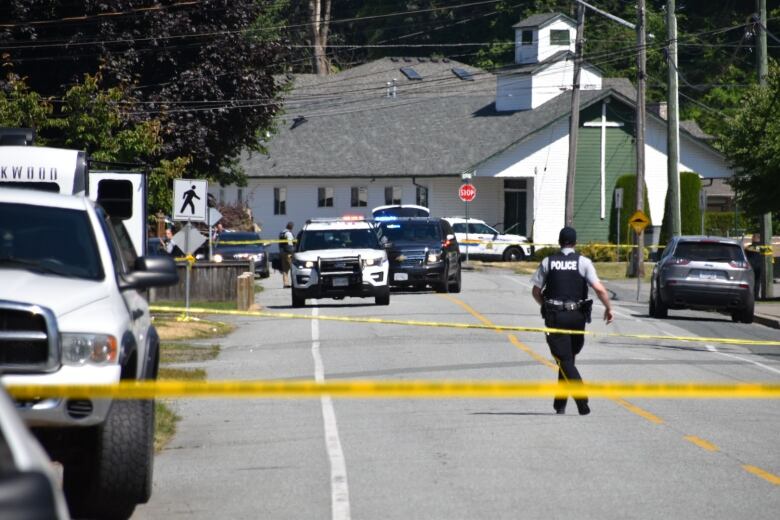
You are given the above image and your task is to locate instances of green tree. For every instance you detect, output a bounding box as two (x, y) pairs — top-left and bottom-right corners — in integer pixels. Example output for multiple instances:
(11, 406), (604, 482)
(1, 0), (285, 184)
(659, 171), (702, 244)
(719, 62), (780, 215)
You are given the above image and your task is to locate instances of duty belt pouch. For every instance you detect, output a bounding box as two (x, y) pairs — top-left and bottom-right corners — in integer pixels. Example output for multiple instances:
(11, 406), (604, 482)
(582, 299), (594, 323)
(542, 302), (558, 327)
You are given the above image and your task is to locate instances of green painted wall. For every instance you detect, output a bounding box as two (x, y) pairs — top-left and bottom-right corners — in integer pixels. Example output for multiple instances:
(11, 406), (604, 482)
(573, 102), (636, 243)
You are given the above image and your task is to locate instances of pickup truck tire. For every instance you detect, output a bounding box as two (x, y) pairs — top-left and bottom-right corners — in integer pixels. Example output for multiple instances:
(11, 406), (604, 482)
(64, 399), (154, 520)
(375, 287), (390, 305)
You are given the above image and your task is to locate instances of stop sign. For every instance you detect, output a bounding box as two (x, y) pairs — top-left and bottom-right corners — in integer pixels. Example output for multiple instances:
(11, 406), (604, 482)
(459, 183), (477, 202)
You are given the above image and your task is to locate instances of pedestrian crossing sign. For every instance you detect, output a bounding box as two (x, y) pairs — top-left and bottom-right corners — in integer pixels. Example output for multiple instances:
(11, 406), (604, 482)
(628, 210), (650, 234)
(173, 179), (208, 222)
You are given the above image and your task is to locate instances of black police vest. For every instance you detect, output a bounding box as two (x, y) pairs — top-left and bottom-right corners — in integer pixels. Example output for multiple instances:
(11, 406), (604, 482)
(543, 252), (588, 302)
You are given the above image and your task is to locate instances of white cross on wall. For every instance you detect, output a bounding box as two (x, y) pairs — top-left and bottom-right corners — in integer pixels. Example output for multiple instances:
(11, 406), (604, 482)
(583, 101), (624, 219)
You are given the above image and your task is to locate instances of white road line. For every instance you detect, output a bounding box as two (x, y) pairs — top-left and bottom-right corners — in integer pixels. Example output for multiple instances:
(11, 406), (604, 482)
(705, 344), (780, 376)
(311, 307), (351, 520)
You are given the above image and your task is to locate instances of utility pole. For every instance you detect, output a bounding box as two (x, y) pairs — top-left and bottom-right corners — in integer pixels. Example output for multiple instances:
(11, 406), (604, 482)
(632, 0), (647, 278)
(756, 0), (774, 299)
(565, 3), (586, 226)
(666, 0), (681, 237)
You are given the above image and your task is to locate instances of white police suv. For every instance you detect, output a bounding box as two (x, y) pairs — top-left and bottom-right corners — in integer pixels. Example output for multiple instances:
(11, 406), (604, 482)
(291, 217), (390, 307)
(443, 217), (532, 261)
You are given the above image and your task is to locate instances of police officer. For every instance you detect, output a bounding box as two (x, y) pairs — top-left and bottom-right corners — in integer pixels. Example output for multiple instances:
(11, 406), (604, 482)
(278, 221), (295, 288)
(531, 226), (614, 415)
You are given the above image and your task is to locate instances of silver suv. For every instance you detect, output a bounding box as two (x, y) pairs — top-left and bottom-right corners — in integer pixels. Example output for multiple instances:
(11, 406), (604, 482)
(649, 236), (754, 323)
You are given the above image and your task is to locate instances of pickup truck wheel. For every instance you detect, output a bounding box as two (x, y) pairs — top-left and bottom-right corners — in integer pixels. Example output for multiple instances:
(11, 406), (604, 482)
(291, 289), (306, 308)
(435, 264), (450, 293)
(64, 399), (154, 520)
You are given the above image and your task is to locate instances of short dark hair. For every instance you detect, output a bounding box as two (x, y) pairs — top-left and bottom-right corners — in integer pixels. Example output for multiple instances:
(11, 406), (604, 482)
(286, 221), (294, 230)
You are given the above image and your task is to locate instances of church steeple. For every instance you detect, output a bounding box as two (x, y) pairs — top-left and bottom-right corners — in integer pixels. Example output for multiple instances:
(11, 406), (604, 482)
(512, 13), (576, 65)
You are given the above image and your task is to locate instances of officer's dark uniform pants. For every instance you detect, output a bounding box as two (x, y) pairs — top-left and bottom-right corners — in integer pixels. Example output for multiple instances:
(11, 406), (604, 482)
(545, 309), (587, 410)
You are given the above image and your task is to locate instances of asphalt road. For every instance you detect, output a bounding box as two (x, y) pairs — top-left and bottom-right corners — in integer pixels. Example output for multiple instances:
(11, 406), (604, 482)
(135, 268), (780, 519)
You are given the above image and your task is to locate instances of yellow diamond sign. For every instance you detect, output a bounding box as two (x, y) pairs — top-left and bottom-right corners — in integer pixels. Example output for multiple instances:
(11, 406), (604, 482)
(628, 210), (650, 234)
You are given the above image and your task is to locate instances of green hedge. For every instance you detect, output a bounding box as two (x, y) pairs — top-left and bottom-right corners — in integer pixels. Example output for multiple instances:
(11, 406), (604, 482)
(660, 171), (702, 243)
(608, 175), (651, 245)
(531, 243), (648, 262)
(705, 211), (747, 236)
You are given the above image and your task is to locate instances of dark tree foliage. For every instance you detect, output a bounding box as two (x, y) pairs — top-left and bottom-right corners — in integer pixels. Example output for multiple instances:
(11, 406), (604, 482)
(0, 0), (285, 184)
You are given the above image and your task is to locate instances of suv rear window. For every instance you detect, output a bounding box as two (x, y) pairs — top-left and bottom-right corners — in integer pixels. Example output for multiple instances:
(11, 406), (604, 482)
(674, 242), (744, 262)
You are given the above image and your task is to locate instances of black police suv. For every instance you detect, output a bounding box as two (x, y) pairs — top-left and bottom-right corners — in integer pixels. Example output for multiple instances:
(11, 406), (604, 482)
(376, 217), (461, 293)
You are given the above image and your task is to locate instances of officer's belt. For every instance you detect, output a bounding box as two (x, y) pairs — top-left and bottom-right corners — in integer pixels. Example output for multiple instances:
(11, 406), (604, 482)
(544, 299), (585, 311)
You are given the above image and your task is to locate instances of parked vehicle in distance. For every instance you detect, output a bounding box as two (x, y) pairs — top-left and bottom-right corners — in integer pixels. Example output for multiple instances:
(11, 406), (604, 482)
(442, 217), (531, 261)
(649, 236), (754, 323)
(372, 204), (430, 219)
(376, 217), (461, 293)
(213, 231), (270, 278)
(0, 385), (70, 519)
(291, 217), (390, 307)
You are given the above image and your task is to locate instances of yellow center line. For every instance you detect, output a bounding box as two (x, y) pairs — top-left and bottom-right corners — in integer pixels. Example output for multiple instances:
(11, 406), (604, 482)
(684, 435), (720, 452)
(612, 398), (665, 425)
(742, 465), (780, 486)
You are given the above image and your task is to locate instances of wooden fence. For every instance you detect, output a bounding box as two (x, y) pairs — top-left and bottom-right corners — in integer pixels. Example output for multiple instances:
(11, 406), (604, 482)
(149, 262), (253, 302)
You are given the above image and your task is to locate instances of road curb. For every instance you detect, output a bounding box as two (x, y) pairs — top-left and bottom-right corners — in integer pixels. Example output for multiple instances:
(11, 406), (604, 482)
(753, 313), (780, 329)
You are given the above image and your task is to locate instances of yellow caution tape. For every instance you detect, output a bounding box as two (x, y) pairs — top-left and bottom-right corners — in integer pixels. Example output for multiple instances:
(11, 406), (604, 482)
(149, 306), (780, 347)
(6, 380), (780, 400)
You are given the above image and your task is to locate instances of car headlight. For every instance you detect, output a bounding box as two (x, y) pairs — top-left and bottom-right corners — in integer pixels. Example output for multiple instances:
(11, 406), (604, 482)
(362, 257), (380, 267)
(61, 333), (118, 366)
(254, 253), (265, 261)
(294, 259), (315, 268)
(427, 251), (443, 263)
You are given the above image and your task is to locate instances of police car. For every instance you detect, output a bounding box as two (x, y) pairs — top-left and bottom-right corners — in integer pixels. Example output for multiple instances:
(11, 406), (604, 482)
(291, 217), (390, 307)
(443, 217), (532, 261)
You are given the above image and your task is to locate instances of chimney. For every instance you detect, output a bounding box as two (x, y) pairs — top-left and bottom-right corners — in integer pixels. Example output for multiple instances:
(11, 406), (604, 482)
(648, 102), (668, 120)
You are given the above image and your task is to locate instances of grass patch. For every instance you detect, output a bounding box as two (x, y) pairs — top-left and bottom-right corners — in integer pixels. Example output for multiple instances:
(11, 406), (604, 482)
(153, 299), (238, 311)
(511, 261), (653, 280)
(154, 402), (179, 452)
(153, 317), (234, 341)
(161, 343), (220, 364)
(159, 366), (207, 381)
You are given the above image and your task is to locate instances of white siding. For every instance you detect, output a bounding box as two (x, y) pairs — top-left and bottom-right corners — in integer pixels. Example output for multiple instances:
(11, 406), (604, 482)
(645, 118), (733, 226)
(475, 118), (570, 244)
(537, 20), (575, 63)
(515, 28), (538, 65)
(498, 62), (601, 112)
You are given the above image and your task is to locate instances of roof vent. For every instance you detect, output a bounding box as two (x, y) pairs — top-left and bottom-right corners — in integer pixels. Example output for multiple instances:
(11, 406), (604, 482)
(417, 57), (427, 63)
(403, 57), (413, 62)
(390, 57), (399, 62)
(400, 67), (422, 80)
(451, 68), (474, 81)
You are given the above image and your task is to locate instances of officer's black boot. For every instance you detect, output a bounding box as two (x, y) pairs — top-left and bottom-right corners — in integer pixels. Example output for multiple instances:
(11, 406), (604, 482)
(553, 397), (567, 414)
(575, 398), (590, 415)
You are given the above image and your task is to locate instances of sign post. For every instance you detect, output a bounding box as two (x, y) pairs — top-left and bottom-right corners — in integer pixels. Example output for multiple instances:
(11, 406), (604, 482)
(628, 209), (650, 301)
(615, 188), (624, 263)
(173, 179), (208, 317)
(459, 181), (477, 264)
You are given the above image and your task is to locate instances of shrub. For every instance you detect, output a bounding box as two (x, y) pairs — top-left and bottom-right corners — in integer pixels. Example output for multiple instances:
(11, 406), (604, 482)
(660, 171), (702, 243)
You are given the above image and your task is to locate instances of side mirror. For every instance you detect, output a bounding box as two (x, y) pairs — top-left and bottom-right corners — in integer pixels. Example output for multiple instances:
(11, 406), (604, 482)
(120, 255), (179, 290)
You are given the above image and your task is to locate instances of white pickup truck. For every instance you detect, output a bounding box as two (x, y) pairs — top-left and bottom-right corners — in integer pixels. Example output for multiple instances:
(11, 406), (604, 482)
(0, 134), (177, 519)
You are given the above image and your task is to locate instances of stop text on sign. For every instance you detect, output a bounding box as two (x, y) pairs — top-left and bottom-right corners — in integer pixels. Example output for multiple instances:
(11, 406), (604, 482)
(459, 183), (476, 202)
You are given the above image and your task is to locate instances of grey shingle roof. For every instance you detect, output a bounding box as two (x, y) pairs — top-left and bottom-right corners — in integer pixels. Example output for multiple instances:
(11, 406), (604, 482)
(512, 13), (575, 29)
(241, 59), (709, 179)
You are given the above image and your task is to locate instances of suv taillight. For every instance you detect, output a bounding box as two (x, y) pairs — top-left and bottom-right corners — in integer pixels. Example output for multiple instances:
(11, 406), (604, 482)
(670, 257), (690, 265)
(729, 260), (748, 268)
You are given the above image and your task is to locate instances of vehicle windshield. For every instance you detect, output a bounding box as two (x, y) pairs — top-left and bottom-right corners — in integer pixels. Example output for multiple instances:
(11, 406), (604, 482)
(674, 242), (744, 262)
(0, 202), (103, 280)
(299, 228), (380, 251)
(378, 221), (441, 243)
